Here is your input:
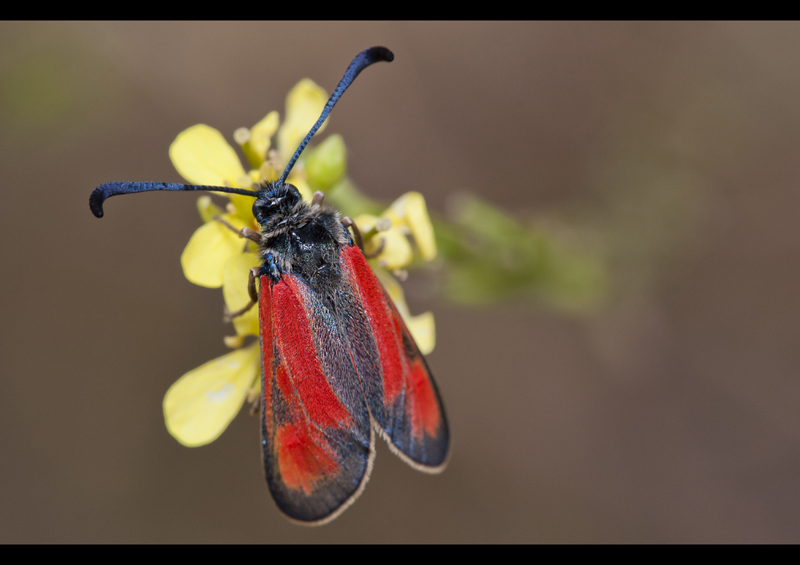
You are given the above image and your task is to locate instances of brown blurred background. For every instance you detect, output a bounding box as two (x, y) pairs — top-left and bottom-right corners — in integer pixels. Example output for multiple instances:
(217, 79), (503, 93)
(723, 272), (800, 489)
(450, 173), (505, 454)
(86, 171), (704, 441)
(2, 21), (800, 542)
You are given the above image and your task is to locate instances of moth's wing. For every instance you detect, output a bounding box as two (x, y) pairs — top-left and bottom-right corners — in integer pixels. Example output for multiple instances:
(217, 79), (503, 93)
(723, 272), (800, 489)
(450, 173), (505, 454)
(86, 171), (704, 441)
(338, 246), (449, 471)
(259, 273), (374, 525)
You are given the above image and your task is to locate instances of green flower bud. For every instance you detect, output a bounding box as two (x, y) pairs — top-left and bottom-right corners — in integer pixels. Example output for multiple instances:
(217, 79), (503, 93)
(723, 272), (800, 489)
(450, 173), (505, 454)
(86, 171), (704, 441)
(305, 134), (347, 191)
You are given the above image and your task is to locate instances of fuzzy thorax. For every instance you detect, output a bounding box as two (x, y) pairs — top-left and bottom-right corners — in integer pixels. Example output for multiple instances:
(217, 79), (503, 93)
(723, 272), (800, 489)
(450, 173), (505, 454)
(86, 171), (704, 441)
(255, 183), (349, 284)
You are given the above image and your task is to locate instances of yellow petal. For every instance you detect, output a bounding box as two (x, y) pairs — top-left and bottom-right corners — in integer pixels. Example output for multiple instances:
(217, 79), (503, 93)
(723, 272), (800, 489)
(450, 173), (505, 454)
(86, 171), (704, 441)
(223, 251), (261, 337)
(372, 227), (413, 270)
(374, 267), (435, 354)
(374, 266), (411, 318)
(181, 219), (245, 288)
(405, 311), (436, 355)
(353, 215), (412, 269)
(249, 111), (280, 162)
(170, 124), (247, 186)
(196, 195), (225, 224)
(353, 214), (379, 233)
(224, 334), (246, 349)
(384, 192), (437, 261)
(213, 170), (260, 226)
(164, 343), (260, 447)
(228, 193), (259, 227)
(278, 79), (328, 164)
(257, 161), (276, 183)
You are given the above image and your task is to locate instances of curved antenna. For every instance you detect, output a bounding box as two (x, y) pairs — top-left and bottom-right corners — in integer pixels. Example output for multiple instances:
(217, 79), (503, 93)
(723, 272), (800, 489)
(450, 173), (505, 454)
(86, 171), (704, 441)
(278, 46), (394, 186)
(90, 181), (258, 218)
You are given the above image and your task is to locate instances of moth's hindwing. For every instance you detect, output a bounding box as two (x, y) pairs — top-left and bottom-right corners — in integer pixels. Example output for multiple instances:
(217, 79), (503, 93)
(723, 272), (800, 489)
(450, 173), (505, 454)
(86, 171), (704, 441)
(340, 246), (450, 471)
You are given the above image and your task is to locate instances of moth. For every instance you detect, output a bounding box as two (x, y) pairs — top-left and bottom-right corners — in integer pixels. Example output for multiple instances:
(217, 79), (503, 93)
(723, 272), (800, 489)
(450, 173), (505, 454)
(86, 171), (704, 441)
(90, 47), (449, 524)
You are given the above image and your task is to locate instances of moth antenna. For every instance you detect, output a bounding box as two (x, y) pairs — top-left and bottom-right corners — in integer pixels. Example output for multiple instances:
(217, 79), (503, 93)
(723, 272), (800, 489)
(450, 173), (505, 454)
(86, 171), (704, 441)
(278, 46), (394, 185)
(90, 181), (258, 218)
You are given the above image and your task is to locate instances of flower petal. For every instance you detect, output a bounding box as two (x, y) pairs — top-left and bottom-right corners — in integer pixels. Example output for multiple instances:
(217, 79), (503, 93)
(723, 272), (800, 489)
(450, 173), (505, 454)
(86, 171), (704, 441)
(384, 192), (437, 261)
(227, 191), (259, 227)
(181, 219), (244, 288)
(373, 227), (413, 270)
(353, 214), (379, 233)
(163, 343), (260, 447)
(196, 195), (225, 223)
(354, 214), (412, 269)
(170, 124), (246, 186)
(405, 311), (436, 355)
(222, 250), (261, 337)
(249, 111), (280, 162)
(374, 265), (410, 318)
(277, 79), (328, 164)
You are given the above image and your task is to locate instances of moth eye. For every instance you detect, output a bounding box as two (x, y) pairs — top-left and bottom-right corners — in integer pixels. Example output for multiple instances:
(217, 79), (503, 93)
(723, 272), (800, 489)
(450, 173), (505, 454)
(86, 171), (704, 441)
(253, 201), (276, 222)
(284, 185), (301, 206)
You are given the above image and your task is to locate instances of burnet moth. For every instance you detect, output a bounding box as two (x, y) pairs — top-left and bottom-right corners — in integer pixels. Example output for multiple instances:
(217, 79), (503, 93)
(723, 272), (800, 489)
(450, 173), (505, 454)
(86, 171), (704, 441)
(90, 47), (449, 524)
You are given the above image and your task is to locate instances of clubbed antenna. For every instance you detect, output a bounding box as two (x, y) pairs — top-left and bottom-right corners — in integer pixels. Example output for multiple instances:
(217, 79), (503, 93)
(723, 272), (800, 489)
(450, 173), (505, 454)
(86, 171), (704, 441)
(89, 47), (393, 218)
(278, 46), (394, 185)
(90, 182), (258, 218)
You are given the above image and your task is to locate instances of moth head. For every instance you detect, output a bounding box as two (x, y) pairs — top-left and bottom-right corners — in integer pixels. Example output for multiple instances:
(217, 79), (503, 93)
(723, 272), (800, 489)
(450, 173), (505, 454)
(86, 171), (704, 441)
(252, 183), (302, 225)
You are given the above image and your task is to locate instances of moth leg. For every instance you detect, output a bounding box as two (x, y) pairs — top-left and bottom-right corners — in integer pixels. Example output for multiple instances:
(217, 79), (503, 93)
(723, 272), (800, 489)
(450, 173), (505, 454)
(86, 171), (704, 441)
(247, 267), (259, 303)
(246, 372), (262, 416)
(223, 300), (255, 321)
(213, 215), (261, 243)
(239, 227), (261, 243)
(341, 216), (365, 252)
(364, 237), (386, 259)
(311, 190), (324, 208)
(248, 392), (262, 416)
(223, 267), (260, 321)
(342, 216), (387, 259)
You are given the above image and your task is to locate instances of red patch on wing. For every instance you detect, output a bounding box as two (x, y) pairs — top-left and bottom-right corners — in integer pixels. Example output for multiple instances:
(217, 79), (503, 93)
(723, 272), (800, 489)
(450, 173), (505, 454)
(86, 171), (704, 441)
(272, 277), (350, 430)
(260, 274), (376, 504)
(344, 246), (404, 403)
(343, 245), (444, 443)
(266, 339), (340, 495)
(259, 276), (274, 423)
(410, 359), (440, 439)
(276, 422), (338, 495)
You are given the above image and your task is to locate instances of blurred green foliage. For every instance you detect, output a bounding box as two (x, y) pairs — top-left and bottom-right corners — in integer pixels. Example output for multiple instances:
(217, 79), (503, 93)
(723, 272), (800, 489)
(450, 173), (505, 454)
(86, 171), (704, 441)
(325, 169), (609, 312)
(436, 196), (608, 310)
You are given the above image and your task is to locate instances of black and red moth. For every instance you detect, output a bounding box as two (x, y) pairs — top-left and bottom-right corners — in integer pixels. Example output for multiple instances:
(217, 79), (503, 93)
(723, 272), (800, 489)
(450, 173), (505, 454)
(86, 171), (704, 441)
(89, 47), (449, 524)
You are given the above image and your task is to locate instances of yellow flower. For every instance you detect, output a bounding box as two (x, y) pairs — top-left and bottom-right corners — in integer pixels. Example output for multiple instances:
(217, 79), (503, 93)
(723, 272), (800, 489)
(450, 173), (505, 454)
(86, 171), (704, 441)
(162, 79), (438, 447)
(353, 191), (438, 354)
(164, 343), (261, 447)
(355, 191), (437, 269)
(383, 192), (437, 261)
(165, 80), (328, 447)
(175, 83), (330, 292)
(353, 214), (413, 270)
